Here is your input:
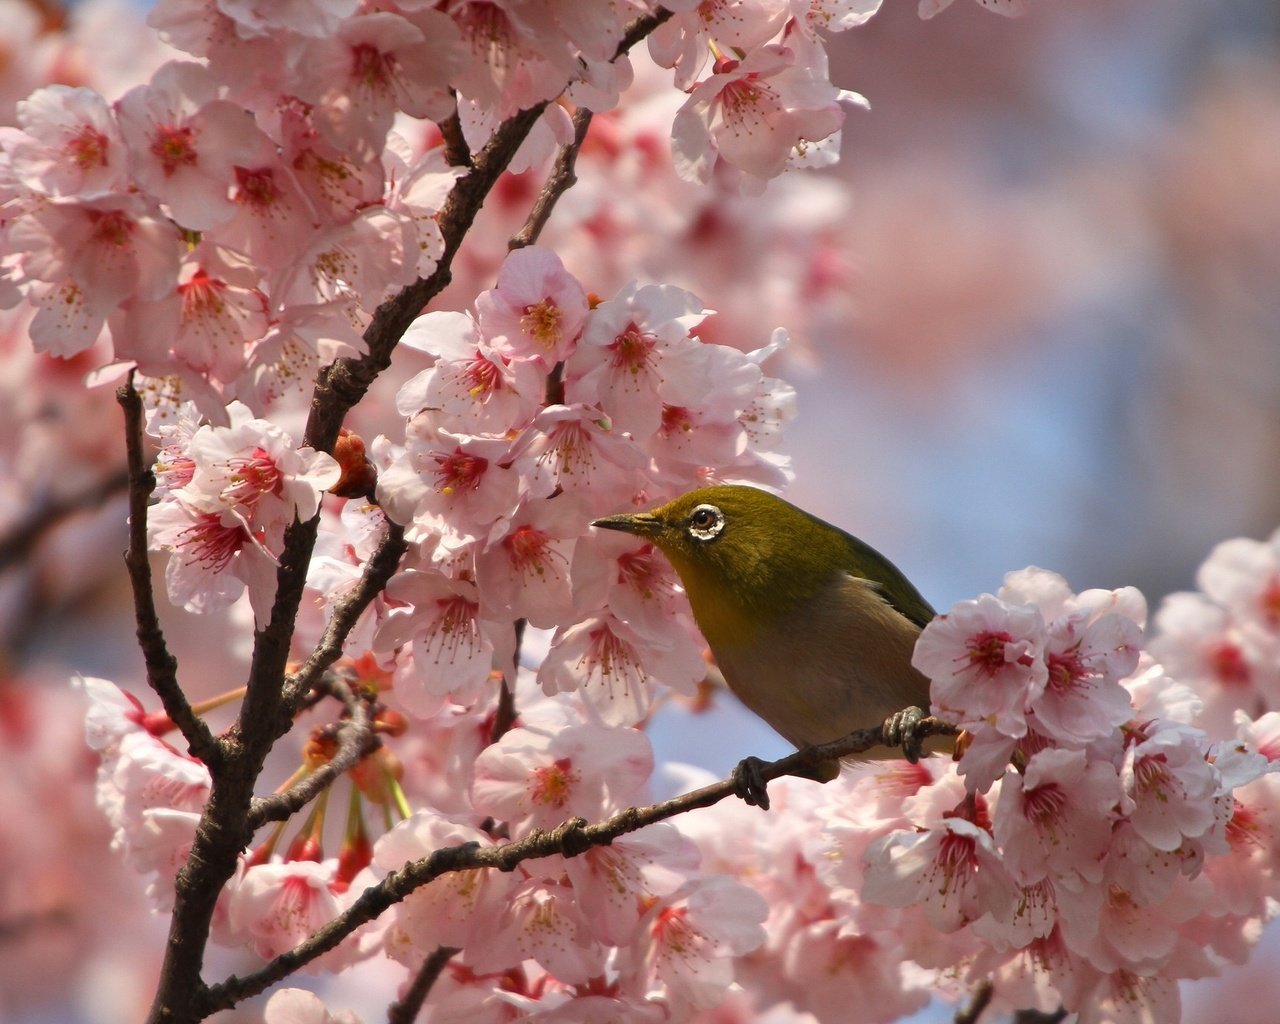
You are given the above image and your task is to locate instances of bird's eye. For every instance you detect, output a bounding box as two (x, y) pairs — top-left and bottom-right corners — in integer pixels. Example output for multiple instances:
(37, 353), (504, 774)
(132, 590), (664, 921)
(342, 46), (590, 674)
(687, 503), (725, 542)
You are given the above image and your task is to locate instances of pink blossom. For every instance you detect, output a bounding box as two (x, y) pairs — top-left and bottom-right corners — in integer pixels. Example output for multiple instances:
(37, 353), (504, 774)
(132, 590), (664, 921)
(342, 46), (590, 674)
(1151, 592), (1274, 735)
(562, 824), (699, 946)
(226, 860), (348, 965)
(671, 41), (854, 191)
(1197, 529), (1280, 662)
(396, 310), (542, 436)
(570, 531), (694, 641)
(912, 592), (1047, 736)
(1120, 720), (1220, 853)
(779, 919), (931, 1023)
(375, 569), (499, 714)
(617, 876), (767, 1011)
(506, 404), (647, 506)
(293, 11), (460, 154)
(12, 192), (181, 356)
(115, 61), (272, 231)
(466, 878), (606, 985)
(863, 816), (1019, 933)
(648, 0), (791, 90)
(216, 0), (359, 38)
(471, 722), (653, 830)
(377, 425), (523, 550)
(564, 281), (710, 436)
(6, 85), (124, 196)
(475, 246), (589, 370)
(1030, 610), (1139, 745)
(268, 204), (419, 317)
(994, 747), (1119, 886)
(264, 988), (361, 1024)
(181, 406), (340, 522)
(539, 612), (706, 727)
(475, 497), (583, 628)
(374, 812), (515, 960)
(382, 142), (465, 278)
(919, 0), (1027, 20)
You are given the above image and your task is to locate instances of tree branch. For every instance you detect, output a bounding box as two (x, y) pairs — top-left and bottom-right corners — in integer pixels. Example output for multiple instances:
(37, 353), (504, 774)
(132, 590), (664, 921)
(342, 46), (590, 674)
(201, 716), (959, 1012)
(281, 519), (407, 711)
(956, 980), (994, 1024)
(387, 946), (460, 1024)
(247, 674), (378, 829)
(509, 105), (594, 251)
(116, 377), (219, 767)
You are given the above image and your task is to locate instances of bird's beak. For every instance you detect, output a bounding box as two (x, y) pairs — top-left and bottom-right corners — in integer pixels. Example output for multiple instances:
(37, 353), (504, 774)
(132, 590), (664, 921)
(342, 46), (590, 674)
(591, 511), (662, 537)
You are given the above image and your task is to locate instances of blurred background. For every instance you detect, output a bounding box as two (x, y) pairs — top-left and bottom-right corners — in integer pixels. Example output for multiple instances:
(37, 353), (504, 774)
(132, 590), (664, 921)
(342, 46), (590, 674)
(3, 0), (1280, 1020)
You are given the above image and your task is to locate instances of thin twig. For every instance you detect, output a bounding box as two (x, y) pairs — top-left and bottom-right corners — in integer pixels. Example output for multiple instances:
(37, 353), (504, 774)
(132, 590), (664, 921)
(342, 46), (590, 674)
(956, 980), (994, 1024)
(246, 674), (378, 829)
(116, 378), (219, 766)
(509, 105), (594, 251)
(1012, 1010), (1068, 1024)
(386, 946), (460, 1024)
(282, 519), (407, 711)
(201, 716), (958, 1012)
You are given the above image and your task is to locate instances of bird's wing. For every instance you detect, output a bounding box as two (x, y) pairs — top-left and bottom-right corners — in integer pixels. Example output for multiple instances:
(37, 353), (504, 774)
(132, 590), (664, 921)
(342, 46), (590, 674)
(840, 532), (936, 630)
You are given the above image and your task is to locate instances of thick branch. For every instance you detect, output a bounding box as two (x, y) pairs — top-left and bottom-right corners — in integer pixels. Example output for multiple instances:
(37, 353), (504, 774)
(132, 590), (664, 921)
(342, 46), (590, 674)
(202, 716), (958, 1012)
(116, 379), (219, 766)
(387, 946), (460, 1024)
(509, 105), (594, 251)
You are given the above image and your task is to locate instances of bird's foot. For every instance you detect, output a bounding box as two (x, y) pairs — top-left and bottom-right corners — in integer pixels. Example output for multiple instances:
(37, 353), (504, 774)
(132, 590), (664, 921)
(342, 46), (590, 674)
(883, 705), (927, 764)
(732, 756), (771, 811)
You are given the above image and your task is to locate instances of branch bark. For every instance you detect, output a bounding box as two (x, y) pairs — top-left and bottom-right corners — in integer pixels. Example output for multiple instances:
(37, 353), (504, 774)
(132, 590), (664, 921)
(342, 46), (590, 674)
(386, 946), (460, 1024)
(201, 716), (959, 1013)
(508, 105), (594, 251)
(116, 378), (219, 767)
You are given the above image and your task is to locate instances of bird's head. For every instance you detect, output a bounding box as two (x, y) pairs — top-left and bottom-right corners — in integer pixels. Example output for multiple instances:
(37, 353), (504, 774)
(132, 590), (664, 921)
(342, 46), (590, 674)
(592, 485), (852, 641)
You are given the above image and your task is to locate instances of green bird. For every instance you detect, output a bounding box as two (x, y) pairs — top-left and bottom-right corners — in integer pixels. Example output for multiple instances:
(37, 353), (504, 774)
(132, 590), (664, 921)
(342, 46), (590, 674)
(592, 484), (941, 808)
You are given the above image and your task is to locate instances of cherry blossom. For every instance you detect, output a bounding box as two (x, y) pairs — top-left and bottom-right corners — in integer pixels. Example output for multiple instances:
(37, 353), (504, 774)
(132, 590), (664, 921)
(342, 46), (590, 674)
(115, 61), (271, 231)
(476, 246), (589, 370)
(6, 85), (124, 196)
(471, 721), (653, 830)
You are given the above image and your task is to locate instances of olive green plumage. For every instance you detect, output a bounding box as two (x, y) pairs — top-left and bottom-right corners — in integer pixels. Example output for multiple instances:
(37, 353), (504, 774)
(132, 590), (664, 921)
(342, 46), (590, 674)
(593, 484), (937, 757)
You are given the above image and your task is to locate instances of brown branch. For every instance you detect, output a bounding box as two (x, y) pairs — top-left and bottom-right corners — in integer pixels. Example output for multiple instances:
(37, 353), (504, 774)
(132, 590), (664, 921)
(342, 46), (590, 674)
(302, 8), (672, 457)
(1012, 1010), (1068, 1024)
(508, 105), (594, 251)
(956, 980), (994, 1024)
(200, 716), (958, 1013)
(116, 378), (219, 767)
(281, 519), (407, 711)
(387, 946), (460, 1024)
(246, 674), (378, 829)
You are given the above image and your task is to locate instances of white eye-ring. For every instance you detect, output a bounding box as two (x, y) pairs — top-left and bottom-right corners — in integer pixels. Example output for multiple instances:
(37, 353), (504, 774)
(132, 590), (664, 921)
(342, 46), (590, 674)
(687, 503), (725, 542)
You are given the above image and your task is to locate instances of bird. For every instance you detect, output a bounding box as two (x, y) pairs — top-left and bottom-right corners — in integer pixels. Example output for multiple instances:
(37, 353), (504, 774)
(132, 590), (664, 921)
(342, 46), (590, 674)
(592, 484), (944, 808)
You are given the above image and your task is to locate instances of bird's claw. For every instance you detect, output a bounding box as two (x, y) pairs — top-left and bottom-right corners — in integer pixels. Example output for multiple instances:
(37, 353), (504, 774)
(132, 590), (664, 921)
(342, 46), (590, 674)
(732, 755), (771, 811)
(884, 705), (927, 764)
